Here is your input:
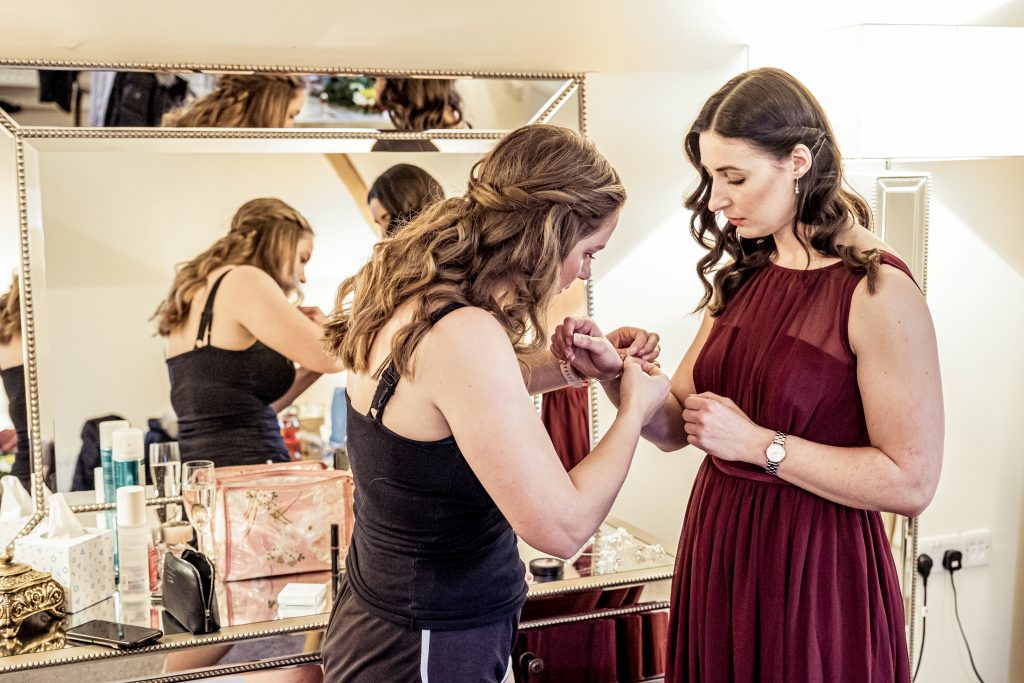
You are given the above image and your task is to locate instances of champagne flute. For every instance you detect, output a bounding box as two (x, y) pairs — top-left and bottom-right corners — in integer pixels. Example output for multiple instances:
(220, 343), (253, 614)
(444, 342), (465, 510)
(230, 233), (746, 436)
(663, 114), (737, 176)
(149, 442), (182, 524)
(182, 460), (216, 560)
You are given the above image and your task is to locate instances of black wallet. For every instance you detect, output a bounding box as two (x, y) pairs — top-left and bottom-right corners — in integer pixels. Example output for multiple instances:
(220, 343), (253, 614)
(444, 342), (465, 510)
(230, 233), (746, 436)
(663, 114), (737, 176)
(162, 549), (221, 634)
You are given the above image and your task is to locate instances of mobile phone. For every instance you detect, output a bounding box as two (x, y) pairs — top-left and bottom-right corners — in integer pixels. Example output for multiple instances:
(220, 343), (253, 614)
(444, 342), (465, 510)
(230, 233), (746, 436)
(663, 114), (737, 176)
(65, 619), (163, 649)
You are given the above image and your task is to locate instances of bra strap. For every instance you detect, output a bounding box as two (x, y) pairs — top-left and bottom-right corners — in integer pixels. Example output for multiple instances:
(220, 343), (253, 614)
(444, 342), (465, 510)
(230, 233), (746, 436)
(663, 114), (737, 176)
(368, 362), (401, 421)
(367, 303), (466, 421)
(195, 270), (232, 349)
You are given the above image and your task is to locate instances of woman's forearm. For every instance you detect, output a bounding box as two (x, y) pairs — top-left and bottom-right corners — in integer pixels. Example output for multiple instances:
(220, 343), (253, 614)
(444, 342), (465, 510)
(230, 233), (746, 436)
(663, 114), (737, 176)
(522, 351), (575, 395)
(600, 378), (689, 452)
(737, 426), (935, 517)
(271, 369), (323, 414)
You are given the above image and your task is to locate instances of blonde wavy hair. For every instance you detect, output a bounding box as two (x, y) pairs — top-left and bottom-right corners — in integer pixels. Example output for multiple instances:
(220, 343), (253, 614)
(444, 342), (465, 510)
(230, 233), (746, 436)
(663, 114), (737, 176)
(153, 198), (313, 337)
(162, 75), (305, 128)
(325, 124), (626, 378)
(0, 272), (20, 345)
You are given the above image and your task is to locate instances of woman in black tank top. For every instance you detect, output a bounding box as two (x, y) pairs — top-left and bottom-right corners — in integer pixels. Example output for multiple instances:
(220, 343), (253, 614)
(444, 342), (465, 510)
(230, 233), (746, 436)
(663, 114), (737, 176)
(320, 125), (670, 682)
(0, 273), (30, 488)
(153, 198), (343, 466)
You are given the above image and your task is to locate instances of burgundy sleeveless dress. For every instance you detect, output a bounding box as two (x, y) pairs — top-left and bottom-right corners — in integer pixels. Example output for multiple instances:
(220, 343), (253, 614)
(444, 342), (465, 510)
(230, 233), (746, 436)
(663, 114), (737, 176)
(666, 253), (913, 682)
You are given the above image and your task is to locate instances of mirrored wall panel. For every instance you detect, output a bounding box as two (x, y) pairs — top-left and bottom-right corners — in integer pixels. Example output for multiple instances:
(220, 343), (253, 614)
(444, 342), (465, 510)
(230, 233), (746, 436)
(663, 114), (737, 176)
(0, 123), (26, 487)
(0, 69), (579, 134)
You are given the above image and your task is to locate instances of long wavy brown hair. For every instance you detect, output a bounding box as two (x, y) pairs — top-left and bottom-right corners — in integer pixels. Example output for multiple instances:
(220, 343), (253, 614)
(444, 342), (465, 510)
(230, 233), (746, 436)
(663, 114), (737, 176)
(367, 164), (445, 237)
(685, 67), (876, 315)
(0, 273), (20, 345)
(153, 198), (313, 336)
(162, 75), (305, 128)
(325, 124), (626, 378)
(376, 78), (464, 131)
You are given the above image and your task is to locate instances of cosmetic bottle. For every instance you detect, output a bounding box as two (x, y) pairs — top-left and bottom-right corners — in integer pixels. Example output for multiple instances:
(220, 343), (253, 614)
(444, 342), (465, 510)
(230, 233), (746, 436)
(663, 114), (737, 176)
(99, 419), (129, 532)
(112, 427), (145, 489)
(93, 466), (107, 529)
(112, 427), (144, 578)
(117, 486), (150, 592)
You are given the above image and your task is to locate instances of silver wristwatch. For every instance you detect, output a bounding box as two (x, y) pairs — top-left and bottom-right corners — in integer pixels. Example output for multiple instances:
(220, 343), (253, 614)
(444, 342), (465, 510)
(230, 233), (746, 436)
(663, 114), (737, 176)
(765, 431), (787, 476)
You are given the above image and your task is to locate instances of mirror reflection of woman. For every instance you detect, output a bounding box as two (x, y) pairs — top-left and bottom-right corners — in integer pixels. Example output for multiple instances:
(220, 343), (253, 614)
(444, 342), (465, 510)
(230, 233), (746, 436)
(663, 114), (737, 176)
(320, 125), (669, 681)
(161, 74), (306, 128)
(366, 164), (445, 237)
(153, 198), (342, 466)
(553, 68), (943, 682)
(374, 78), (466, 131)
(0, 273), (30, 488)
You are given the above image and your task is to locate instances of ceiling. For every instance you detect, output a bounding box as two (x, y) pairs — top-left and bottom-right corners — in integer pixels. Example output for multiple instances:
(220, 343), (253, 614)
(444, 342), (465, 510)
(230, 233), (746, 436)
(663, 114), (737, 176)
(2, 1), (1023, 74)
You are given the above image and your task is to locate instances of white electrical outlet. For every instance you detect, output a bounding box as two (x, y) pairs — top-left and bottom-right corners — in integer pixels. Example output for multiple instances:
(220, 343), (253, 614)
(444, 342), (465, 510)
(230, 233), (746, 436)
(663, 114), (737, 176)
(919, 533), (961, 568)
(961, 529), (991, 568)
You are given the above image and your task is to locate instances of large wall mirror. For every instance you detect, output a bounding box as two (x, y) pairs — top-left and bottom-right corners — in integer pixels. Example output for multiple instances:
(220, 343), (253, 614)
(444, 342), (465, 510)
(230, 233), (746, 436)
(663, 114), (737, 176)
(0, 66), (588, 545)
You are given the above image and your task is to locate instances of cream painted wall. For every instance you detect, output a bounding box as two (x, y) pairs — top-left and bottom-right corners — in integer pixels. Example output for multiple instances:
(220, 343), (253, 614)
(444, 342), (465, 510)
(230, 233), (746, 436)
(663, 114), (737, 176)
(890, 157), (1024, 683)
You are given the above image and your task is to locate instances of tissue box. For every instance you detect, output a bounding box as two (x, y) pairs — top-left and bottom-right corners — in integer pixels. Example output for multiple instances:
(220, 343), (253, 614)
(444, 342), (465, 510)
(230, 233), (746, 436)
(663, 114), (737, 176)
(65, 595), (117, 627)
(14, 528), (115, 612)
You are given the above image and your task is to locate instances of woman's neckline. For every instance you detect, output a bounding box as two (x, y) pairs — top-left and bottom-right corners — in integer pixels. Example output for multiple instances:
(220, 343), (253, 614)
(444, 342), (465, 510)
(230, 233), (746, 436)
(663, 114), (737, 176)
(767, 258), (844, 272)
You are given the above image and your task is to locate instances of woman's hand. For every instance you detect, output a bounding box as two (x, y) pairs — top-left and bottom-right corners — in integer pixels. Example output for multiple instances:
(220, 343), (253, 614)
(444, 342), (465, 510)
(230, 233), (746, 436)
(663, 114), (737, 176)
(549, 317), (661, 381)
(299, 306), (328, 327)
(606, 326), (660, 363)
(618, 357), (671, 425)
(682, 392), (772, 463)
(549, 317), (621, 380)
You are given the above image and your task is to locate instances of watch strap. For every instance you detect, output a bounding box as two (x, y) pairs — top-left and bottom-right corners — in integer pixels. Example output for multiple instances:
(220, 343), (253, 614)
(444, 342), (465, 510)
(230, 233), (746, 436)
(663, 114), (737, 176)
(765, 431), (787, 476)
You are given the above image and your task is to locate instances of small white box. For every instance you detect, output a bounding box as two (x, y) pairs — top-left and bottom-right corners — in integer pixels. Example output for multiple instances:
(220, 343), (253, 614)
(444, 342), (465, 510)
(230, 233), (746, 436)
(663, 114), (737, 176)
(277, 600), (327, 619)
(277, 582), (327, 607)
(14, 528), (116, 612)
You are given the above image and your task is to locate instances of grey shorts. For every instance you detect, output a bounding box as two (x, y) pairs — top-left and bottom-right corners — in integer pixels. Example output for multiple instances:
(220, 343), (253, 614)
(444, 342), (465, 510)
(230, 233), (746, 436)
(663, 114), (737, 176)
(321, 577), (517, 682)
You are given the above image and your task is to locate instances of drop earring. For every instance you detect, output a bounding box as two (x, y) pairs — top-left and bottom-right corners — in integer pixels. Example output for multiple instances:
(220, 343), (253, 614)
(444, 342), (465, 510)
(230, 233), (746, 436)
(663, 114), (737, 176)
(794, 179), (800, 195)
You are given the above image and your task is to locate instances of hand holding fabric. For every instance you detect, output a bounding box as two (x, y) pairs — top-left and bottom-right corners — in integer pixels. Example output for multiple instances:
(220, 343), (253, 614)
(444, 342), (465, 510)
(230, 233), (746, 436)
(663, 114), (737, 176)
(681, 392), (771, 464)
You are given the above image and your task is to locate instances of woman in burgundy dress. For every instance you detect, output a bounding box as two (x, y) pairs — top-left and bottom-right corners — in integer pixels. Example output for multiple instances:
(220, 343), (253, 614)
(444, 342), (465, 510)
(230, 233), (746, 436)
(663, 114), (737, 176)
(551, 68), (943, 681)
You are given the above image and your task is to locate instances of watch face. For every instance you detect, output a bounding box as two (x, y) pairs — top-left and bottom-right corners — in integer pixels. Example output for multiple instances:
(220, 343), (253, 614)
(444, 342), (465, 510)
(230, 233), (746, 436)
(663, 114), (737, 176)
(766, 443), (786, 463)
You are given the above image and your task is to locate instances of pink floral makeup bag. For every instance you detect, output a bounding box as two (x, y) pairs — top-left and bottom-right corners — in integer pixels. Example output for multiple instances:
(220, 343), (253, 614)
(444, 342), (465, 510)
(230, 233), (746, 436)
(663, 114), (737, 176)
(210, 463), (354, 581)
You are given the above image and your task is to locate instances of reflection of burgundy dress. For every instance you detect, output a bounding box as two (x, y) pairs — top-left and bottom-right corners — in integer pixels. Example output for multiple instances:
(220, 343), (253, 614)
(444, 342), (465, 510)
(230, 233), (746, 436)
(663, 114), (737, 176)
(667, 253), (913, 682)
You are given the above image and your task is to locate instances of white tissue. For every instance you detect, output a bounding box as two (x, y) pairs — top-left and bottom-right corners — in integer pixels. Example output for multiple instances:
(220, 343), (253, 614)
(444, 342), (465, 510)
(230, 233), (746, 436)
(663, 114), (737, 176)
(0, 474), (33, 524)
(44, 493), (86, 540)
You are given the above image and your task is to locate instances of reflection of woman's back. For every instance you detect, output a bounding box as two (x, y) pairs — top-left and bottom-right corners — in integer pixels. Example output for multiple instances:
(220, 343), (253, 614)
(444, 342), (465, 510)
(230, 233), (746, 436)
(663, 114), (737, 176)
(154, 198), (341, 466)
(165, 270), (295, 465)
(0, 273), (30, 487)
(370, 78), (465, 152)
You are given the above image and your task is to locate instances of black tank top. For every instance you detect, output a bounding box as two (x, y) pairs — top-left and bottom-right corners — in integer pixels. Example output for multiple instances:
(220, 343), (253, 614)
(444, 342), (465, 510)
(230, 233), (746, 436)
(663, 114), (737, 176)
(166, 270), (295, 465)
(344, 304), (527, 630)
(1, 364), (31, 487)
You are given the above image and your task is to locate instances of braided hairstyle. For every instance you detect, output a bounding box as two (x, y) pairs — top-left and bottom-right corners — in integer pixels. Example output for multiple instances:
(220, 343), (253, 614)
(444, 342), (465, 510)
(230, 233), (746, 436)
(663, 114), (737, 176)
(684, 67), (876, 315)
(153, 198), (313, 336)
(325, 124), (626, 378)
(376, 78), (464, 131)
(0, 272), (19, 345)
(162, 75), (305, 128)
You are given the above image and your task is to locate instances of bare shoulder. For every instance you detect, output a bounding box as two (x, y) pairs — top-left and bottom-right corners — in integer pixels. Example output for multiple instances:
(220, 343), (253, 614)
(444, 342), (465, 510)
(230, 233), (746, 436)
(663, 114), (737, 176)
(219, 265), (278, 292)
(849, 263), (933, 355)
(216, 266), (289, 309)
(421, 306), (515, 365)
(844, 223), (900, 258)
